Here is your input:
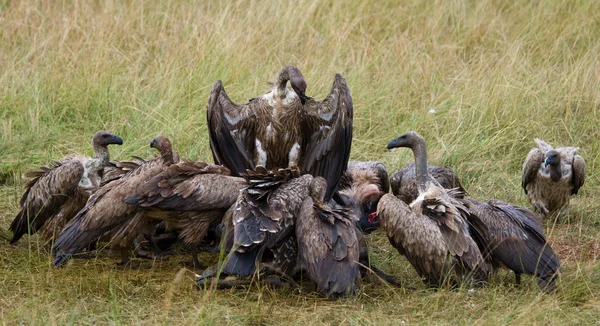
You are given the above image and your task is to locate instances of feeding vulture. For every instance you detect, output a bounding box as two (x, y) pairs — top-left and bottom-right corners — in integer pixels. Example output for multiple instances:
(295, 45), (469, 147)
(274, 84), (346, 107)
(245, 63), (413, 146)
(52, 136), (178, 266)
(522, 138), (585, 218)
(376, 132), (489, 287)
(9, 131), (123, 244)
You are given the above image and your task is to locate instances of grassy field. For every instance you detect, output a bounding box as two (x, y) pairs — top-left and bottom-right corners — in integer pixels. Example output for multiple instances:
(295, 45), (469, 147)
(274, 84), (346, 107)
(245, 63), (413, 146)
(1, 0), (600, 324)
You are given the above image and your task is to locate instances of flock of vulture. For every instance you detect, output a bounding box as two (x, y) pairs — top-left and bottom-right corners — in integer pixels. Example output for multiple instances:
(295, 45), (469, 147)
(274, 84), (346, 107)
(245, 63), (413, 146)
(8, 66), (586, 298)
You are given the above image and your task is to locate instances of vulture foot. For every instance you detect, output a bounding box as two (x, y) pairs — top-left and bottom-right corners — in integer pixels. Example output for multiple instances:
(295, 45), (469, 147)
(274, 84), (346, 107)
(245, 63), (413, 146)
(197, 275), (284, 290)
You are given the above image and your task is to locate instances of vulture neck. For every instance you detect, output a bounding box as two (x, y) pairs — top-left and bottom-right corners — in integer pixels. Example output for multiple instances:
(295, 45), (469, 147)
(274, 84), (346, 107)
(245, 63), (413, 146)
(276, 68), (291, 96)
(160, 147), (175, 165)
(92, 145), (110, 166)
(411, 140), (429, 194)
(549, 164), (562, 182)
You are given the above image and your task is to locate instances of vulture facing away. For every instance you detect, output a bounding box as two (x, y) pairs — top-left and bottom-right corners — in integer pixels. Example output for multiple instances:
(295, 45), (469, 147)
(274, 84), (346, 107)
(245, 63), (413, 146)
(10, 131), (123, 244)
(52, 136), (178, 266)
(377, 132), (489, 287)
(522, 138), (585, 218)
(465, 198), (560, 292)
(296, 177), (360, 298)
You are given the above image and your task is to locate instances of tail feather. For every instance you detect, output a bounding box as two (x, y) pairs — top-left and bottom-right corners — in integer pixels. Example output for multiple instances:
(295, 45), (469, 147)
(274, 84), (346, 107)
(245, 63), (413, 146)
(221, 247), (261, 277)
(52, 217), (111, 266)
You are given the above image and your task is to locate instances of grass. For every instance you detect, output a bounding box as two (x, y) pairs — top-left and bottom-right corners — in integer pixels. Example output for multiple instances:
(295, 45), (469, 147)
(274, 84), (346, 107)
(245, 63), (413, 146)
(1, 0), (600, 324)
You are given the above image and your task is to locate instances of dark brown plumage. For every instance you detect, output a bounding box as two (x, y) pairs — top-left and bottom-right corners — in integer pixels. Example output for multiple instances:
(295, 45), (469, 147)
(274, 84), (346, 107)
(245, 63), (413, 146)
(10, 131), (123, 244)
(391, 163), (465, 205)
(124, 161), (244, 267)
(52, 136), (177, 266)
(377, 132), (489, 287)
(465, 198), (560, 292)
(207, 65), (353, 201)
(295, 177), (360, 297)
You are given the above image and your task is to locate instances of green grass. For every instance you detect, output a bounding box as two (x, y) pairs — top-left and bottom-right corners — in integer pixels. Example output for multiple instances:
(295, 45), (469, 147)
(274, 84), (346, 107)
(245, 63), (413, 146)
(1, 0), (600, 324)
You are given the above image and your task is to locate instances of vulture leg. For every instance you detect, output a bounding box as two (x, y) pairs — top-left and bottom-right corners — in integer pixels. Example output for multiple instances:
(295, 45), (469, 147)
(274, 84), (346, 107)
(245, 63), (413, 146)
(515, 273), (521, 286)
(363, 265), (402, 288)
(191, 247), (204, 270)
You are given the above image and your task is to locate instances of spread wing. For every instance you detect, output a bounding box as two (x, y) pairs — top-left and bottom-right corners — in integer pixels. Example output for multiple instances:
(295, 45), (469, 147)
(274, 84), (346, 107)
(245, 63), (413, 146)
(10, 160), (84, 244)
(300, 74), (353, 201)
(521, 147), (544, 194)
(571, 154), (585, 195)
(207, 80), (257, 176)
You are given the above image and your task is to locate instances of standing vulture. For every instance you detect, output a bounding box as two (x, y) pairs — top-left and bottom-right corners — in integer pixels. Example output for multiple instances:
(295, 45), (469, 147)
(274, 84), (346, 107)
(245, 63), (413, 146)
(464, 198), (560, 292)
(123, 161), (244, 268)
(522, 138), (585, 218)
(10, 131), (123, 244)
(206, 66), (353, 277)
(391, 163), (465, 205)
(296, 177), (360, 298)
(376, 132), (489, 287)
(52, 136), (177, 266)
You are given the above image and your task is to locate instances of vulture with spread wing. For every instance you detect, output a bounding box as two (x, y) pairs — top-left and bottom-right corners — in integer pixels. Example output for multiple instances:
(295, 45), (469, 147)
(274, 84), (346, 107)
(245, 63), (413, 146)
(522, 138), (585, 218)
(376, 132), (489, 287)
(52, 136), (177, 266)
(10, 131), (123, 244)
(206, 66), (353, 278)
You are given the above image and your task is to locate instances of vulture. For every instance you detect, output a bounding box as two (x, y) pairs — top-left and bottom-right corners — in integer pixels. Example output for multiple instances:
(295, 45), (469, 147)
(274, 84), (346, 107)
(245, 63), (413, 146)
(295, 177), (360, 298)
(391, 163), (465, 205)
(123, 161), (244, 268)
(9, 131), (123, 244)
(339, 161), (389, 232)
(207, 65), (353, 202)
(464, 198), (560, 292)
(376, 132), (489, 287)
(206, 66), (353, 278)
(52, 136), (178, 266)
(522, 138), (586, 218)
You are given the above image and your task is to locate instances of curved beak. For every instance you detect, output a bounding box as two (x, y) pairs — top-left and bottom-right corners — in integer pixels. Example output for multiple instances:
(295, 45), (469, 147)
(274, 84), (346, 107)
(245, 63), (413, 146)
(111, 135), (124, 145)
(387, 138), (402, 150)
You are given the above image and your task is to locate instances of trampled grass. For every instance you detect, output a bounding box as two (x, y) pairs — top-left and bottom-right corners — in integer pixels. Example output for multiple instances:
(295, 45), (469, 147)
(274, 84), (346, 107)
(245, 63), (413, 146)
(1, 0), (599, 324)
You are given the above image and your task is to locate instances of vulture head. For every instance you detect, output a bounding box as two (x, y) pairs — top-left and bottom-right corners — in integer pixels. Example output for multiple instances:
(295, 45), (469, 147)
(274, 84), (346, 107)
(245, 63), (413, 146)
(544, 150), (561, 167)
(150, 136), (175, 164)
(92, 131), (123, 147)
(284, 65), (308, 105)
(340, 170), (385, 234)
(387, 131), (422, 150)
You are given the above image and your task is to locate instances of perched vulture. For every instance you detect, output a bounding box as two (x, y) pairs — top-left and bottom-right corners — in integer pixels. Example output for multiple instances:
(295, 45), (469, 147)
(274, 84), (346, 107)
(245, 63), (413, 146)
(207, 65), (353, 201)
(296, 177), (359, 298)
(377, 132), (489, 287)
(124, 161), (244, 268)
(391, 163), (465, 205)
(464, 198), (560, 292)
(338, 161), (388, 233)
(522, 138), (586, 218)
(9, 131), (123, 244)
(52, 136), (178, 266)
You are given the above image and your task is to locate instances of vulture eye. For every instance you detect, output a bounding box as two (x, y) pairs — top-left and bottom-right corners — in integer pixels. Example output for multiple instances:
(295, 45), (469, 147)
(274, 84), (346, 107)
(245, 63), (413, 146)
(102, 134), (110, 138)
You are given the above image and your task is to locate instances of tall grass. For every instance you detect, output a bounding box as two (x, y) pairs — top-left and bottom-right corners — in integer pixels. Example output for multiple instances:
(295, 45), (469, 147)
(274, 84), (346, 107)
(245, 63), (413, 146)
(1, 0), (599, 324)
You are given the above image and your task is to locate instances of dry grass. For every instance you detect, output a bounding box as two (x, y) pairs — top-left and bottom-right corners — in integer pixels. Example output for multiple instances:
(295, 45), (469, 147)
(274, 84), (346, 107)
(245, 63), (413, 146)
(1, 0), (600, 324)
